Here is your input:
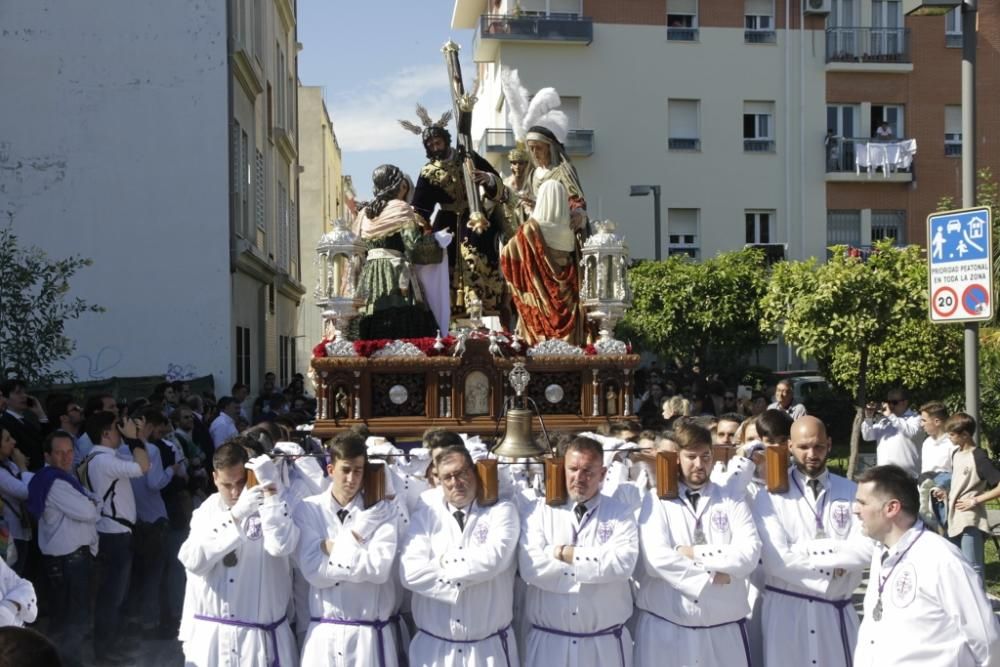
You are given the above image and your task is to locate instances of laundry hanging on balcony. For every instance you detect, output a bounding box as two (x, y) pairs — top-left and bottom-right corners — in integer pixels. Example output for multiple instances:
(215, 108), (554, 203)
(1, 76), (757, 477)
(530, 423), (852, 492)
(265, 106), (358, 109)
(854, 139), (917, 178)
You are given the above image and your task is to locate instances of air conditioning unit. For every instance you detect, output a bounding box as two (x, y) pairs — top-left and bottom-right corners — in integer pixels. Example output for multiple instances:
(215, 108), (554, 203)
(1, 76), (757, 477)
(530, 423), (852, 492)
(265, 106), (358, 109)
(804, 0), (832, 15)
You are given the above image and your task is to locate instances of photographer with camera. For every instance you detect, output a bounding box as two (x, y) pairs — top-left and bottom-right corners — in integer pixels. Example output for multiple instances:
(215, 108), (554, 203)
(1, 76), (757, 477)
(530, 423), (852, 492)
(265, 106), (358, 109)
(79, 410), (149, 664)
(0, 379), (49, 472)
(861, 388), (922, 479)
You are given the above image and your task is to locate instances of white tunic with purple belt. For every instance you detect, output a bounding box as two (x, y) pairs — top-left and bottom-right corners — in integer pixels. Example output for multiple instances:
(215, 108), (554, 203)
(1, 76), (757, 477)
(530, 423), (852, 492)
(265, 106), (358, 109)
(400, 497), (520, 667)
(518, 493), (638, 667)
(178, 492), (299, 667)
(634, 482), (761, 667)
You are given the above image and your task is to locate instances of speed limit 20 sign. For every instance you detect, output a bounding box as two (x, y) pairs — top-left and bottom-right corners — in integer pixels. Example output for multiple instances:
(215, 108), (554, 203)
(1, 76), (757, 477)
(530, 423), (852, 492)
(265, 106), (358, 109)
(927, 207), (993, 323)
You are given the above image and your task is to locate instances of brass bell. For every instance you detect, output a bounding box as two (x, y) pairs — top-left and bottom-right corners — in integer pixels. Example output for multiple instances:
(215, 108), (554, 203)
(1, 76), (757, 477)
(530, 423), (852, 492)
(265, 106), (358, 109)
(492, 407), (548, 459)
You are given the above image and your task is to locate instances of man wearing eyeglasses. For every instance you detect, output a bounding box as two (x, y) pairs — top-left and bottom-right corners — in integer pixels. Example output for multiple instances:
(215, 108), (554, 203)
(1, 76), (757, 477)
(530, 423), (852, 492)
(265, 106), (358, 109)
(400, 443), (520, 666)
(519, 435), (638, 667)
(861, 388), (922, 479)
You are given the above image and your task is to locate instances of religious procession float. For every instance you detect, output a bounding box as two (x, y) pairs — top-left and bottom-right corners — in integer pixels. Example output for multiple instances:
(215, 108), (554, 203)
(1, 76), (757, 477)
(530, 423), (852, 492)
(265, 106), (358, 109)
(309, 42), (639, 459)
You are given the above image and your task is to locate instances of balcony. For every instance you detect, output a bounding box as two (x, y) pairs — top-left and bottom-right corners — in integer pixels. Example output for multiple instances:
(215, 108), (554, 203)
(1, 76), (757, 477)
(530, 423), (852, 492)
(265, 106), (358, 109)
(825, 137), (915, 183)
(745, 29), (777, 44)
(668, 138), (701, 151)
(945, 141), (962, 157)
(825, 27), (912, 71)
(478, 128), (595, 158)
(744, 139), (775, 153)
(474, 13), (593, 61)
(667, 27), (699, 42)
(946, 33), (963, 48)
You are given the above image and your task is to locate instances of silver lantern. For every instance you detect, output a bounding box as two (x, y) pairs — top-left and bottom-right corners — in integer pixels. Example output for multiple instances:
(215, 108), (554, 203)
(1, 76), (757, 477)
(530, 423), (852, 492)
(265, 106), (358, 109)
(580, 220), (632, 348)
(315, 218), (366, 341)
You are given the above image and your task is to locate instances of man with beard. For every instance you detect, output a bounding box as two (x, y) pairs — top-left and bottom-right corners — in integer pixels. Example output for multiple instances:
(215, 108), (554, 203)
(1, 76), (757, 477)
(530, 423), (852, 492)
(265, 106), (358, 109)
(401, 105), (507, 318)
(633, 419), (760, 667)
(400, 443), (520, 666)
(852, 465), (1000, 666)
(752, 416), (873, 667)
(518, 436), (638, 667)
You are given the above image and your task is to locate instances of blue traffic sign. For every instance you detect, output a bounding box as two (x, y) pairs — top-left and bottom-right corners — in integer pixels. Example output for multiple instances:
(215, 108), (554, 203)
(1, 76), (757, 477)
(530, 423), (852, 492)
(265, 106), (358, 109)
(929, 210), (989, 264)
(927, 206), (993, 323)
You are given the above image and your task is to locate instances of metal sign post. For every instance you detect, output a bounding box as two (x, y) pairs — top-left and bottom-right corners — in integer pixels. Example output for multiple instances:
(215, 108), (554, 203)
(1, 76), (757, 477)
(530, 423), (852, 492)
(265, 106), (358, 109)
(928, 205), (992, 442)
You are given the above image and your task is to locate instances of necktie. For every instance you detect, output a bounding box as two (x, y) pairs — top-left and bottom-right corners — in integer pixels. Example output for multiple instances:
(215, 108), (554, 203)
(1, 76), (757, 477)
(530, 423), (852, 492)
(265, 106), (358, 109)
(574, 503), (587, 522)
(686, 490), (700, 510)
(807, 478), (822, 500)
(336, 509), (349, 523)
(453, 510), (465, 531)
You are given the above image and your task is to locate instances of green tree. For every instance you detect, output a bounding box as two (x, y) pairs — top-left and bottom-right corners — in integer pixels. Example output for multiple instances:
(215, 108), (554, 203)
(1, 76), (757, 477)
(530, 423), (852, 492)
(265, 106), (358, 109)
(622, 249), (770, 374)
(0, 226), (103, 385)
(762, 240), (963, 477)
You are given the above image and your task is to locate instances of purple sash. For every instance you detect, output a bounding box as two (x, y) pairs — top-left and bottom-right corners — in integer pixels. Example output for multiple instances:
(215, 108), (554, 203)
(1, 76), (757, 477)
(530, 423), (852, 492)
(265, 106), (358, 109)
(310, 613), (407, 667)
(193, 613), (287, 667)
(764, 585), (853, 667)
(417, 623), (512, 667)
(531, 622), (626, 667)
(643, 609), (752, 666)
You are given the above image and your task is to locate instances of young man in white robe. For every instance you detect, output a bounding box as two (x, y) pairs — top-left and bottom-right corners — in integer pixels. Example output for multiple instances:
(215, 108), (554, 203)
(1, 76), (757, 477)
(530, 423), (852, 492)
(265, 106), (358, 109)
(296, 431), (406, 667)
(400, 443), (520, 666)
(752, 416), (874, 667)
(853, 464), (1000, 667)
(519, 435), (638, 667)
(634, 419), (761, 667)
(178, 441), (299, 667)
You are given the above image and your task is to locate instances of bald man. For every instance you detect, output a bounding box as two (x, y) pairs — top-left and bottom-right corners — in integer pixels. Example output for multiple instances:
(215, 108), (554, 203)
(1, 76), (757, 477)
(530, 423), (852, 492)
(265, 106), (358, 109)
(752, 416), (875, 667)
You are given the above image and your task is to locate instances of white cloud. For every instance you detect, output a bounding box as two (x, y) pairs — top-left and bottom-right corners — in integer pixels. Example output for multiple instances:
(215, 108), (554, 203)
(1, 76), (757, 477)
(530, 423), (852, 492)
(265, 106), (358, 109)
(326, 63), (459, 152)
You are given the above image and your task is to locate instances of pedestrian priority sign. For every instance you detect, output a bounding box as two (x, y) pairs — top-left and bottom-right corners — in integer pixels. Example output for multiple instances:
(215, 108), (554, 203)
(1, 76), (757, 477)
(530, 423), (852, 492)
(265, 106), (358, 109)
(927, 206), (993, 323)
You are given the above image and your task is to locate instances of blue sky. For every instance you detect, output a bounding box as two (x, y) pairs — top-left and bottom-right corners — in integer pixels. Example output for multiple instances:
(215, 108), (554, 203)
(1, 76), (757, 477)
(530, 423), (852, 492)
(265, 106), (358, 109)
(298, 1), (476, 200)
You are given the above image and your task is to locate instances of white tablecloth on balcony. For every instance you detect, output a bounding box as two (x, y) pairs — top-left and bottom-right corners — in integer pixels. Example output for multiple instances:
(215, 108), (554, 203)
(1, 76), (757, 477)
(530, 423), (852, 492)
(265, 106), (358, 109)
(854, 139), (917, 177)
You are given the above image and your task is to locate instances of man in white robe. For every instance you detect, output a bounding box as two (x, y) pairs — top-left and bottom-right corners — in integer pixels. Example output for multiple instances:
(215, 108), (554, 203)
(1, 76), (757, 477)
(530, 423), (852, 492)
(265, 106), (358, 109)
(853, 464), (1000, 667)
(296, 432), (405, 667)
(519, 436), (637, 667)
(400, 443), (520, 667)
(634, 419), (761, 667)
(0, 557), (36, 627)
(753, 416), (874, 667)
(178, 442), (299, 667)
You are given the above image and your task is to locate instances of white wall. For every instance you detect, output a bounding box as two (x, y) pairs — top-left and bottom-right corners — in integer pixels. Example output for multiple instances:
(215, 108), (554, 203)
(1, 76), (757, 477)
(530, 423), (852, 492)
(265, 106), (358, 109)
(477, 23), (828, 261)
(0, 1), (231, 386)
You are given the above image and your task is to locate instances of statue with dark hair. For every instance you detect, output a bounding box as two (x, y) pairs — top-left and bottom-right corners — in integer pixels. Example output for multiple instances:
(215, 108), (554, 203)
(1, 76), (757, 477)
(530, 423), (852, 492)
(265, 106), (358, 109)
(401, 104), (508, 319)
(351, 163), (438, 340)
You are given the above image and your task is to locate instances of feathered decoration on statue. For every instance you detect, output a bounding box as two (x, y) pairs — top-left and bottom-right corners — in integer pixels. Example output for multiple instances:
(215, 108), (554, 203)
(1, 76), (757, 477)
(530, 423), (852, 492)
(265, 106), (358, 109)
(500, 68), (531, 143)
(399, 104), (453, 135)
(523, 87), (568, 146)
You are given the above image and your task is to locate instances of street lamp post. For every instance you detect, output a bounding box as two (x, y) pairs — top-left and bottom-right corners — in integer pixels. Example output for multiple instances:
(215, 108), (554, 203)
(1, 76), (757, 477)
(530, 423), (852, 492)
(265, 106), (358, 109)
(630, 184), (662, 261)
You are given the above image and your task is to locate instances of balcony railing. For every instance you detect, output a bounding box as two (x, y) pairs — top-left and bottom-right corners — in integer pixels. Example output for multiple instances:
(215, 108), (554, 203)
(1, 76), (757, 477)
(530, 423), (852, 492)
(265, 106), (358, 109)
(667, 27), (699, 41)
(478, 13), (593, 44)
(669, 137), (701, 151)
(946, 33), (963, 48)
(945, 142), (962, 157)
(825, 137), (915, 175)
(825, 27), (911, 64)
(744, 139), (775, 152)
(477, 128), (595, 157)
(745, 29), (777, 44)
